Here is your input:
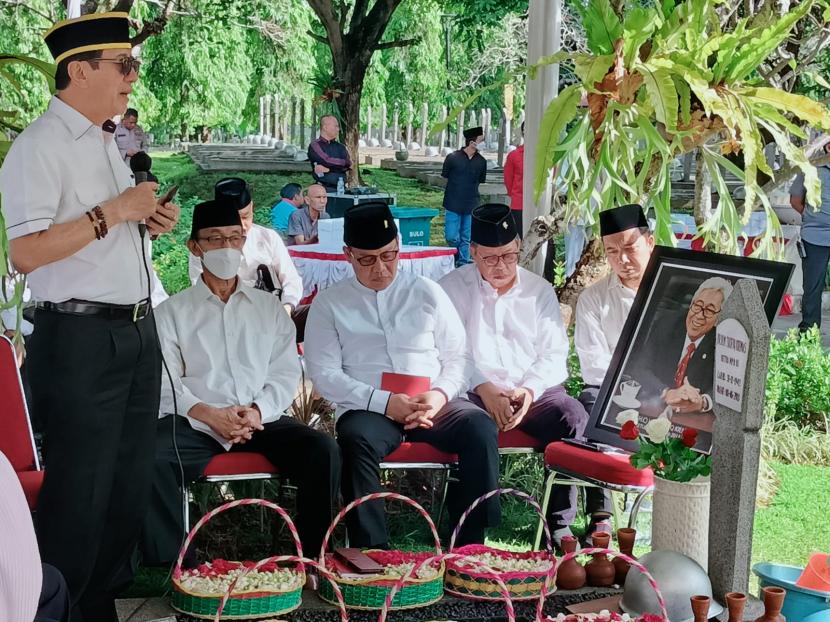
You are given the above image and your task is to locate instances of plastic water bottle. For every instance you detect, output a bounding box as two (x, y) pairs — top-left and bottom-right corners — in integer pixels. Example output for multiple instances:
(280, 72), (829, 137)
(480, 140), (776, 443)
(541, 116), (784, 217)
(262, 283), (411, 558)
(337, 177), (345, 195)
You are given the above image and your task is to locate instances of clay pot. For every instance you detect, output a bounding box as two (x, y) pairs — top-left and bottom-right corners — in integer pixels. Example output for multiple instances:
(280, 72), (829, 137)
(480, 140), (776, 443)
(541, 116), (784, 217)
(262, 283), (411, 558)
(726, 592), (747, 622)
(755, 586), (786, 622)
(614, 527), (637, 585)
(556, 536), (586, 590)
(691, 594), (711, 622)
(586, 532), (615, 587)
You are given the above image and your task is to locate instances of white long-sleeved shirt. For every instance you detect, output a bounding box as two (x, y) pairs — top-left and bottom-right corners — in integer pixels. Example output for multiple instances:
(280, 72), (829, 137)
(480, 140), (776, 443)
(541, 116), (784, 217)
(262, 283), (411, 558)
(439, 264), (568, 399)
(574, 272), (636, 387)
(189, 223), (303, 308)
(304, 271), (470, 416)
(155, 278), (300, 449)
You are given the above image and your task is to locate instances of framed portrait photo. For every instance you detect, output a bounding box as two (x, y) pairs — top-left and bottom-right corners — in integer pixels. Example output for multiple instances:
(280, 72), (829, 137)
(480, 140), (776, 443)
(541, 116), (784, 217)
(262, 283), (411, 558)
(585, 246), (793, 454)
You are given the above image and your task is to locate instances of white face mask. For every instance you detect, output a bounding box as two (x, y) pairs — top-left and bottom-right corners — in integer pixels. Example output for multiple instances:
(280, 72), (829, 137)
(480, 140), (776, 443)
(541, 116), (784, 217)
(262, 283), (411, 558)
(201, 247), (242, 280)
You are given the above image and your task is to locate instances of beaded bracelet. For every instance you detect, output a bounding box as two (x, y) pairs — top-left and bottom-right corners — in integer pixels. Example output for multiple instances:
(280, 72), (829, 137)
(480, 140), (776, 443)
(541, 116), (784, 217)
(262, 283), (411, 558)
(86, 210), (102, 240)
(92, 205), (108, 238)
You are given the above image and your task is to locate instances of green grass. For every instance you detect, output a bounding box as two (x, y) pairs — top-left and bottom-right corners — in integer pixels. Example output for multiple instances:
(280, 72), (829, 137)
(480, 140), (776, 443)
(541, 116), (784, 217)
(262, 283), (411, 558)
(149, 152), (448, 294)
(752, 462), (830, 571)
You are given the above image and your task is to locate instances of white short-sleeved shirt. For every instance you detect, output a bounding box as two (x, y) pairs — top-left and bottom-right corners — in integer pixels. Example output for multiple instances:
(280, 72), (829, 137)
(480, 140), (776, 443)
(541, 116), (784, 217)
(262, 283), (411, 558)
(0, 96), (151, 305)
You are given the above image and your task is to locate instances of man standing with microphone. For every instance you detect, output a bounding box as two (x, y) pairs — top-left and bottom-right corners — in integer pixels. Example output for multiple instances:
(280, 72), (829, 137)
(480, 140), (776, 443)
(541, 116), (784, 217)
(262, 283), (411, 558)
(0, 13), (179, 622)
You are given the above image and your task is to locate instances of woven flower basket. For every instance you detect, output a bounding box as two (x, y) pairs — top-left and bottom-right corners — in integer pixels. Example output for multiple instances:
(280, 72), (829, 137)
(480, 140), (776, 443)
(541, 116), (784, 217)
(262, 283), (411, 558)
(445, 488), (555, 601)
(538, 549), (670, 622)
(214, 556), (349, 622)
(171, 499), (304, 620)
(379, 552), (519, 622)
(318, 492), (445, 611)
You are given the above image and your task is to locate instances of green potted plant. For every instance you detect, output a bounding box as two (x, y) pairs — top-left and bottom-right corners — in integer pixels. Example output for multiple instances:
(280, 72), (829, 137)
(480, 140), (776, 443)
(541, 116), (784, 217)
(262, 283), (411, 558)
(618, 410), (712, 569)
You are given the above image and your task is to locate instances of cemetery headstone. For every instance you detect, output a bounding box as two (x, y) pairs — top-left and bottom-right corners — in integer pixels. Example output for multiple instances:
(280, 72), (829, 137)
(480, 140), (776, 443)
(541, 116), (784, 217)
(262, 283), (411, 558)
(708, 278), (771, 599)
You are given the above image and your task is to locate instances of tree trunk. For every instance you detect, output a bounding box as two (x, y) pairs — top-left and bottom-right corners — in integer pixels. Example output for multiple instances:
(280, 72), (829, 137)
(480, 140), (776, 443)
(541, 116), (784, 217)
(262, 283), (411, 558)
(335, 68), (365, 186)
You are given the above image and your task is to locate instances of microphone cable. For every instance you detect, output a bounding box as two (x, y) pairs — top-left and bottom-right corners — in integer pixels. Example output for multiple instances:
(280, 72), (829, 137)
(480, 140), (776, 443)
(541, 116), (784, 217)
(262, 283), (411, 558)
(138, 195), (188, 585)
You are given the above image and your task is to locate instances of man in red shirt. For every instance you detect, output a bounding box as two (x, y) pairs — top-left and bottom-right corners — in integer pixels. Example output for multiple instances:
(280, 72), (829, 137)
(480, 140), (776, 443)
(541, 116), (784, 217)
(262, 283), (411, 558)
(503, 122), (524, 238)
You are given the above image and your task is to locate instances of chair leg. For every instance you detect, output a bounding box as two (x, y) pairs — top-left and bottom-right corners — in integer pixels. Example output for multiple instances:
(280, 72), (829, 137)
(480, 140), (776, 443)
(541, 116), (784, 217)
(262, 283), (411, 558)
(628, 486), (653, 529)
(610, 490), (623, 531)
(435, 467), (452, 531)
(534, 468), (556, 551)
(182, 483), (191, 536)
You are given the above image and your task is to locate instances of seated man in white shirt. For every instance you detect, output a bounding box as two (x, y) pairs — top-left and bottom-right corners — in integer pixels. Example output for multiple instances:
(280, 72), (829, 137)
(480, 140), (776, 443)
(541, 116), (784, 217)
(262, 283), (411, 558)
(575, 204), (654, 412)
(143, 199), (339, 562)
(305, 202), (499, 548)
(439, 204), (592, 545)
(189, 177), (310, 340)
(573, 203), (654, 536)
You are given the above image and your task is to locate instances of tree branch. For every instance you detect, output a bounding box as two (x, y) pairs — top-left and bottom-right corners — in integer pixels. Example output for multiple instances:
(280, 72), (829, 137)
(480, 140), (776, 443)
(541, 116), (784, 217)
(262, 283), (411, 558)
(130, 0), (175, 46)
(112, 0), (133, 13)
(358, 0), (406, 47)
(306, 0), (345, 56)
(306, 29), (329, 45)
(761, 152), (830, 197)
(350, 0), (369, 30)
(374, 37), (420, 50)
(0, 0), (53, 23)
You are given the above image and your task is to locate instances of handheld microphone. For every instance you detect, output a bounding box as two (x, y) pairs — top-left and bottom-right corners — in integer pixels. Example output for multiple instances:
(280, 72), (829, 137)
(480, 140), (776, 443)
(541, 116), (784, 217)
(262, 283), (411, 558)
(129, 151), (156, 237)
(255, 264), (276, 293)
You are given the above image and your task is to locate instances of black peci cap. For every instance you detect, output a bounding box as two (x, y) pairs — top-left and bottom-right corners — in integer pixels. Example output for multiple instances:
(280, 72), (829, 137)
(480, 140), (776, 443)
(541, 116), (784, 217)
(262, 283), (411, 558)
(44, 12), (132, 64)
(343, 202), (398, 250)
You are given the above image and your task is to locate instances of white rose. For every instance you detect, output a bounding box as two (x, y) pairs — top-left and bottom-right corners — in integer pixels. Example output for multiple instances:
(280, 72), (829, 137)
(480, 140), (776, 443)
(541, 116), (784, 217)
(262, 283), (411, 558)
(616, 409), (639, 426)
(644, 416), (671, 443)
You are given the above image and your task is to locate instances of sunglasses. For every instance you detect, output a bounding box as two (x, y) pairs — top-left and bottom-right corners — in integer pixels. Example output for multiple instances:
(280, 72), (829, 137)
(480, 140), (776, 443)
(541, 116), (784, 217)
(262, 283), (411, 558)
(92, 56), (142, 76)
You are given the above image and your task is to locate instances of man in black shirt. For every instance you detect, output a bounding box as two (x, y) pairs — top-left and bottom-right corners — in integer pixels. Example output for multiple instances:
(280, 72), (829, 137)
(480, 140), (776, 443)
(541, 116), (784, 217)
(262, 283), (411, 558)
(308, 115), (351, 190)
(442, 126), (487, 266)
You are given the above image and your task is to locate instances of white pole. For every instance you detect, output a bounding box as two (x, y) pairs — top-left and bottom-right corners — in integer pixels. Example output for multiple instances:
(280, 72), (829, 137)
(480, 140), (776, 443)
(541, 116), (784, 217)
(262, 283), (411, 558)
(523, 0), (562, 275)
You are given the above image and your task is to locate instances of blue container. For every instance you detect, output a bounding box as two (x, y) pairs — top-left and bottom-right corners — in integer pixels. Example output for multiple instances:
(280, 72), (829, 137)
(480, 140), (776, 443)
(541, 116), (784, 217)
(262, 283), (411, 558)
(753, 562), (830, 620)
(391, 207), (439, 247)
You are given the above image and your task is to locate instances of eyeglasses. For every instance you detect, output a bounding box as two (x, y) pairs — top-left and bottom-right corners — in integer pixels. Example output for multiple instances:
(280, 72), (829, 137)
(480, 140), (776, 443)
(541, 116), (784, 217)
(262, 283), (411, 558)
(350, 249), (399, 266)
(479, 251), (520, 267)
(93, 56), (142, 76)
(690, 300), (721, 318)
(198, 234), (247, 248)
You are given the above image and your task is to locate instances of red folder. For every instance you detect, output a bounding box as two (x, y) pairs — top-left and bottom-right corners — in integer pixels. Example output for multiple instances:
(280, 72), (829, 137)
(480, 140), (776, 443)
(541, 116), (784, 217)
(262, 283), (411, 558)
(381, 372), (430, 396)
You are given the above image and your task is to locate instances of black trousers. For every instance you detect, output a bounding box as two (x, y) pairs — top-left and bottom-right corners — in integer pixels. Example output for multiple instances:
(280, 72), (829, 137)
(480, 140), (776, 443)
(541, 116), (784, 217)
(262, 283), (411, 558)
(799, 239), (830, 330)
(28, 309), (161, 622)
(141, 415), (340, 563)
(336, 399), (500, 548)
(577, 386), (613, 519)
(36, 563), (71, 622)
(467, 384), (598, 529)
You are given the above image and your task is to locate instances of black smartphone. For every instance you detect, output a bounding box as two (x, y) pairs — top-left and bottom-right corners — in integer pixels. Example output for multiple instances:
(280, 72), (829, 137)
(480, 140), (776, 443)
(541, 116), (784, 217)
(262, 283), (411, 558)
(158, 184), (178, 205)
(562, 438), (602, 452)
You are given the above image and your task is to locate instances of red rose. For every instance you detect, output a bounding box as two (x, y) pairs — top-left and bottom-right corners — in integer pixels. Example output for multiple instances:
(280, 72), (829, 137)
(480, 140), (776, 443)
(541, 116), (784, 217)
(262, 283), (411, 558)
(620, 420), (640, 440)
(681, 428), (698, 448)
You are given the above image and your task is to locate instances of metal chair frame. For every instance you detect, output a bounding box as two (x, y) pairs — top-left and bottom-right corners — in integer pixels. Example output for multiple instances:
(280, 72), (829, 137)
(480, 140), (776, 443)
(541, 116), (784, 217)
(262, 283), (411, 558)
(533, 462), (653, 550)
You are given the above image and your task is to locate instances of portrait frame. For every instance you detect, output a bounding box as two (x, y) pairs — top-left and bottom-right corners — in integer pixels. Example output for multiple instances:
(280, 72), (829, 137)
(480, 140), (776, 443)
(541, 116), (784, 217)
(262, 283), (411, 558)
(585, 246), (793, 454)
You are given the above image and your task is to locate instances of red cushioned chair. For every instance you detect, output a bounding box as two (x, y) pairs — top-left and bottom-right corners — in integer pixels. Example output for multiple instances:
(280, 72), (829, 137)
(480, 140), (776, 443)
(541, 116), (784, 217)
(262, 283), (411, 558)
(380, 442), (458, 527)
(0, 334), (43, 510)
(534, 440), (654, 549)
(498, 428), (546, 455)
(182, 452), (280, 533)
